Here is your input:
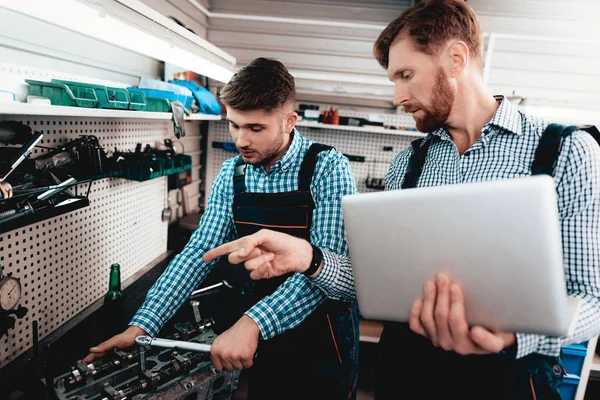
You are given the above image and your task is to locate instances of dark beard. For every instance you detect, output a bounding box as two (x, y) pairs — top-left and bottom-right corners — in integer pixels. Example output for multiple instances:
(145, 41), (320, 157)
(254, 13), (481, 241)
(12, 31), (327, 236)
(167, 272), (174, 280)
(415, 69), (454, 133)
(246, 128), (287, 167)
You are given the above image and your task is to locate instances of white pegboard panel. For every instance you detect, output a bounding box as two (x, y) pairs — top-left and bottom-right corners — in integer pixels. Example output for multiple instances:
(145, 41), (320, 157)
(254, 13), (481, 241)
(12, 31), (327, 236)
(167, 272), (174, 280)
(205, 120), (423, 205)
(383, 112), (418, 129)
(0, 116), (171, 369)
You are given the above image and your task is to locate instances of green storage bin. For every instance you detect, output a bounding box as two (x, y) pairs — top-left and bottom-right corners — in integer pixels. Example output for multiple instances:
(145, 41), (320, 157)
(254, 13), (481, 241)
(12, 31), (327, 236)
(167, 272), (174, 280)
(105, 87), (129, 109)
(174, 154), (192, 172)
(52, 80), (129, 109)
(127, 89), (146, 111)
(123, 158), (164, 181)
(128, 88), (171, 112)
(128, 88), (170, 112)
(144, 96), (171, 112)
(161, 157), (177, 176)
(26, 79), (98, 108)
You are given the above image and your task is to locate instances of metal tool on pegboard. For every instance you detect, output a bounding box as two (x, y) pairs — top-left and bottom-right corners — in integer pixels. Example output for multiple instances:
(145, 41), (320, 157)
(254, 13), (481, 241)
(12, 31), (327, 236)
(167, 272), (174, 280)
(0, 130), (43, 199)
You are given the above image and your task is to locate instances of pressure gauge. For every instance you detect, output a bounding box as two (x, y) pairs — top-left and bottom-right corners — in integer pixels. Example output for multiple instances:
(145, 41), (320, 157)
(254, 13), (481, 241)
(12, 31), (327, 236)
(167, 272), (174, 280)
(0, 276), (22, 311)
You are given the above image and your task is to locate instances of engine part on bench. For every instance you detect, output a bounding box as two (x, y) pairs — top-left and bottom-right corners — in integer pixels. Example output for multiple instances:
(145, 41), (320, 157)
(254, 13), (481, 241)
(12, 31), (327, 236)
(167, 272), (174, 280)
(52, 319), (239, 400)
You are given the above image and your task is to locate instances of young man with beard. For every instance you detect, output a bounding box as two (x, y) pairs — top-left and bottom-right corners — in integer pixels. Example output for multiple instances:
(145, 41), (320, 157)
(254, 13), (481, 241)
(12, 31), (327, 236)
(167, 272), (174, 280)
(206, 1), (600, 399)
(83, 57), (360, 400)
(372, 1), (600, 399)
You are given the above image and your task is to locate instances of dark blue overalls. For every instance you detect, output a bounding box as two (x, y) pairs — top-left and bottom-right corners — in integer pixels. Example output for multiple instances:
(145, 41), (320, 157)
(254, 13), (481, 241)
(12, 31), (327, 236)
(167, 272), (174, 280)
(209, 143), (360, 400)
(376, 123), (600, 400)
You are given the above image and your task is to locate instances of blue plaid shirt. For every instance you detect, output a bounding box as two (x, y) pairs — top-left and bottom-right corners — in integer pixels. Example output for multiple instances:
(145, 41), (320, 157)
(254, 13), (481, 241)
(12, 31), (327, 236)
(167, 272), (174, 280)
(130, 130), (358, 340)
(386, 96), (600, 359)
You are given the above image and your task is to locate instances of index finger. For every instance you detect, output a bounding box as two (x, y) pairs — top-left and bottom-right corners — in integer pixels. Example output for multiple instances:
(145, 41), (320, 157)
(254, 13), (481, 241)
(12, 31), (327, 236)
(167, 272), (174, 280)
(203, 238), (246, 262)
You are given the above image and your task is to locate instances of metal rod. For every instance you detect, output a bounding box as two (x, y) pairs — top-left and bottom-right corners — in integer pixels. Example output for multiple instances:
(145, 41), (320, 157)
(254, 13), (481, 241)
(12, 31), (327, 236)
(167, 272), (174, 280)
(86, 180), (93, 199)
(37, 178), (77, 201)
(0, 205), (32, 223)
(135, 336), (211, 353)
(190, 280), (231, 298)
(3, 132), (43, 181)
(190, 300), (201, 323)
(138, 346), (147, 373)
(10, 178), (91, 201)
(0, 209), (16, 219)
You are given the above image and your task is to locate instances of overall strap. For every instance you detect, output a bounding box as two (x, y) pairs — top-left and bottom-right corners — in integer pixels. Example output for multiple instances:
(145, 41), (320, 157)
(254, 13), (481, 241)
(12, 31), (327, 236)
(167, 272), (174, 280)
(298, 143), (333, 192)
(233, 156), (247, 194)
(531, 124), (600, 176)
(401, 137), (437, 189)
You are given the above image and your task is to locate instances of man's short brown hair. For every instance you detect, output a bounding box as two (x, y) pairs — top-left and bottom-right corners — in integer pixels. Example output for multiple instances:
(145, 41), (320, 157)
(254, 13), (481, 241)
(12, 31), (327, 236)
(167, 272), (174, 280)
(374, 0), (483, 69)
(219, 57), (296, 112)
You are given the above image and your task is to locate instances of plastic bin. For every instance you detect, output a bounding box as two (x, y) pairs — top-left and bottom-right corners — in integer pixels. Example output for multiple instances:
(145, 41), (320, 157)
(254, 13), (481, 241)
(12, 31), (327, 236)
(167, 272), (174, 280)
(563, 344), (587, 376)
(128, 87), (193, 111)
(161, 157), (177, 176)
(128, 88), (171, 112)
(145, 97), (171, 112)
(122, 158), (164, 182)
(127, 89), (146, 111)
(26, 80), (98, 108)
(52, 80), (129, 109)
(561, 374), (580, 400)
(174, 154), (192, 172)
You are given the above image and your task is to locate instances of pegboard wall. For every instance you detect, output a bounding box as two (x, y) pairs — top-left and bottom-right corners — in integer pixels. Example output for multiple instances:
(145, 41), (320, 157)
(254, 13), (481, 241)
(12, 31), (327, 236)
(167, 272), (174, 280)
(205, 118), (423, 204)
(0, 116), (172, 369)
(297, 102), (418, 130)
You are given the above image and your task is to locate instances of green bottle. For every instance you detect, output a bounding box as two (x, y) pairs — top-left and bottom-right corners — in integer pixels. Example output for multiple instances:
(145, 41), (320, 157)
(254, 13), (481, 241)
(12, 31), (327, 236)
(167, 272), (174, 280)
(104, 263), (123, 303)
(104, 263), (125, 336)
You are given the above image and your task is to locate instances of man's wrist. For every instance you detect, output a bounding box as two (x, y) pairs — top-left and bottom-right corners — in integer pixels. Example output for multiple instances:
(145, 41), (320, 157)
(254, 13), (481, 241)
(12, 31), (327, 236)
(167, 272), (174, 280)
(127, 325), (149, 338)
(303, 244), (323, 276)
(296, 238), (314, 273)
(241, 315), (261, 339)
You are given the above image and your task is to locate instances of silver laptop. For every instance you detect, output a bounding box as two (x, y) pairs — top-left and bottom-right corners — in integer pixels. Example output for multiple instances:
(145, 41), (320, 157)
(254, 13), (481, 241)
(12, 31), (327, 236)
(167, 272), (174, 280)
(342, 175), (580, 337)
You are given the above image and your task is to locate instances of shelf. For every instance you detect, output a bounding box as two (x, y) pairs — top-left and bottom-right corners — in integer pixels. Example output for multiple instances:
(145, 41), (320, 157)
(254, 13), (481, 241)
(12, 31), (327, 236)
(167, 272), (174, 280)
(0, 102), (172, 119)
(0, 196), (89, 234)
(592, 354), (600, 372)
(0, 103), (223, 121)
(185, 114), (222, 121)
(296, 120), (425, 137)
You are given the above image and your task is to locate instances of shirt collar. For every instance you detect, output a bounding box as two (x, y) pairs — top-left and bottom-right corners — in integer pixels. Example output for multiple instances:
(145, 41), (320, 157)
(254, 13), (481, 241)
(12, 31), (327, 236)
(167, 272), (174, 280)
(258, 127), (303, 173)
(485, 95), (524, 136)
(429, 95), (524, 140)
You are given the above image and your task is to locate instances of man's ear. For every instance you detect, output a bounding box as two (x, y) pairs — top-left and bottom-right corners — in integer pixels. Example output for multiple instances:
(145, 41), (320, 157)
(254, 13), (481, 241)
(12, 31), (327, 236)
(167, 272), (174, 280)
(445, 40), (469, 78)
(285, 110), (298, 134)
